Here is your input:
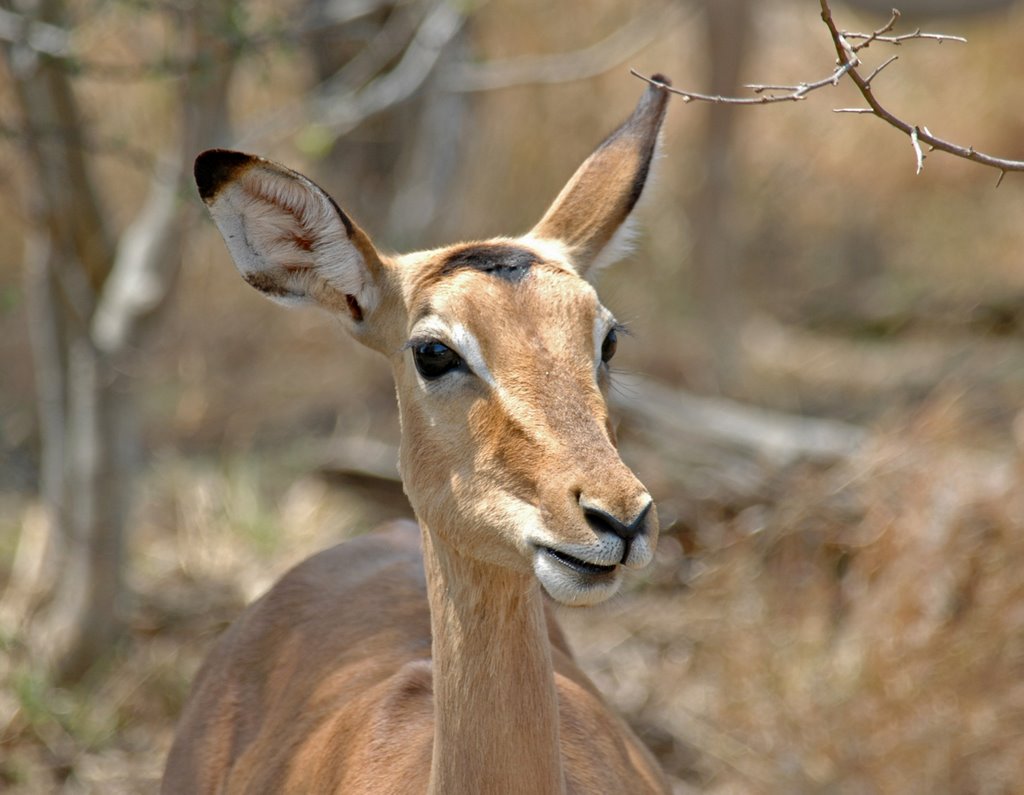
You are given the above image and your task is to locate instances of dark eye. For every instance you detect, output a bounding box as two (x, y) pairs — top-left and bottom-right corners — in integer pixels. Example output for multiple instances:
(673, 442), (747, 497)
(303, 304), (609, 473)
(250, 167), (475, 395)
(413, 341), (463, 380)
(600, 328), (618, 364)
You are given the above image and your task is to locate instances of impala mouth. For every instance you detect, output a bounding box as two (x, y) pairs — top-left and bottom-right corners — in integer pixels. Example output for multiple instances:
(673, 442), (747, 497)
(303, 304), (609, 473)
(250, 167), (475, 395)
(534, 544), (623, 606)
(541, 547), (617, 576)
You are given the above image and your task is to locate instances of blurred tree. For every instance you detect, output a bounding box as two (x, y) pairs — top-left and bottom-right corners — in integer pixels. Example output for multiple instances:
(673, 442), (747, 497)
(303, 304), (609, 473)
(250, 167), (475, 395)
(300, 0), (471, 247)
(0, 0), (475, 684)
(0, 0), (237, 682)
(0, 0), (683, 684)
(689, 0), (752, 392)
(686, 0), (1019, 392)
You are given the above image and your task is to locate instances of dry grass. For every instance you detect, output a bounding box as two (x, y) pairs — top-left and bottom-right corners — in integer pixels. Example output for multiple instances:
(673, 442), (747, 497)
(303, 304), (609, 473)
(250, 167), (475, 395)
(3, 402), (1023, 793)
(568, 402), (1024, 793)
(0, 451), (403, 793)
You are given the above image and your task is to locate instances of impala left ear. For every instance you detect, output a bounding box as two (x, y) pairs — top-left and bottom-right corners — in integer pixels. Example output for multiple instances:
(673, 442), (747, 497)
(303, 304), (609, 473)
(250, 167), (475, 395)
(530, 76), (671, 279)
(194, 149), (386, 331)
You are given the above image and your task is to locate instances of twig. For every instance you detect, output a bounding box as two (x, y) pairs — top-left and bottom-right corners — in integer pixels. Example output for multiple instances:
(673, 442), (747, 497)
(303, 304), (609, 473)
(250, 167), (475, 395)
(633, 1), (1024, 180)
(632, 60), (854, 105)
(444, 7), (685, 93)
(910, 126), (925, 174)
(241, 0), (466, 147)
(864, 54), (899, 86)
(817, 0), (1024, 178)
(847, 7), (901, 52)
(846, 29), (968, 48)
(316, 0), (465, 135)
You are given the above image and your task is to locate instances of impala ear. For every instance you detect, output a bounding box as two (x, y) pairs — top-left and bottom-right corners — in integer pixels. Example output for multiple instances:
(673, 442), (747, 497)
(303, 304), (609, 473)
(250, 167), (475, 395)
(530, 76), (671, 279)
(194, 149), (384, 328)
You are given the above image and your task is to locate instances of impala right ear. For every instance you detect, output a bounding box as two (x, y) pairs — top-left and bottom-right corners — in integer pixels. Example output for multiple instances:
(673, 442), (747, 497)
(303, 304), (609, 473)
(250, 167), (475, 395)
(194, 149), (384, 328)
(530, 76), (671, 280)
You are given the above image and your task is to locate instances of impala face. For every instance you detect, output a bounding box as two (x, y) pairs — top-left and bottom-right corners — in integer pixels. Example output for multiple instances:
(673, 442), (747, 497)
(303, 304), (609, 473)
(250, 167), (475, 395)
(193, 76), (671, 607)
(393, 240), (657, 606)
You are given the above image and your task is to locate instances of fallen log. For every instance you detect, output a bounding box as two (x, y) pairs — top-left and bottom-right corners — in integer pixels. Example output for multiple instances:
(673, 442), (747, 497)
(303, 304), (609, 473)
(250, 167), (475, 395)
(315, 378), (866, 511)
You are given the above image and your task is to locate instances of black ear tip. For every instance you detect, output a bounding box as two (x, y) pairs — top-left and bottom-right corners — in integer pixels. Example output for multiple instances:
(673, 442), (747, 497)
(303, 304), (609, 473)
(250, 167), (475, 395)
(634, 73), (671, 124)
(194, 149), (257, 202)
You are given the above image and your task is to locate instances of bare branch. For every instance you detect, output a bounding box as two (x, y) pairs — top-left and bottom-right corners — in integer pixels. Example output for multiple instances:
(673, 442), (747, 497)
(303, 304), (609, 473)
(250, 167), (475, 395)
(241, 0), (466, 148)
(244, 4), (686, 149)
(633, 1), (1024, 177)
(864, 54), (899, 86)
(847, 6), (902, 52)
(854, 30), (967, 45)
(91, 156), (188, 354)
(637, 67), (805, 105)
(846, 29), (967, 48)
(93, 0), (238, 355)
(632, 59), (855, 106)
(442, 7), (685, 93)
(314, 1), (465, 135)
(314, 2), (427, 100)
(817, 0), (1024, 176)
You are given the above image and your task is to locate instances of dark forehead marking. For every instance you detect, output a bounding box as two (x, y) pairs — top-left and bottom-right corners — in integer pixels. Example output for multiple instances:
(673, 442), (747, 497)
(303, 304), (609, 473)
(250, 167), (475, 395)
(440, 243), (539, 283)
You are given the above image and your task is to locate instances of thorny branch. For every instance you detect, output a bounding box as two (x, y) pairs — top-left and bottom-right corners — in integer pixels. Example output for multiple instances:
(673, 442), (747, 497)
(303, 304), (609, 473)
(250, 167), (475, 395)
(633, 0), (1024, 182)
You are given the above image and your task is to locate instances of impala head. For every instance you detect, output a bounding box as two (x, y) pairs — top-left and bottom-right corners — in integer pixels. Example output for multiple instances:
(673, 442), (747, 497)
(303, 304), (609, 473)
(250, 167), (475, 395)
(194, 77), (671, 606)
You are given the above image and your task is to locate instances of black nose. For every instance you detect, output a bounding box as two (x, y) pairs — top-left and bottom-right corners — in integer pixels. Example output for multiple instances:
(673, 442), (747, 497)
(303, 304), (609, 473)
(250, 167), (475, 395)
(583, 501), (652, 541)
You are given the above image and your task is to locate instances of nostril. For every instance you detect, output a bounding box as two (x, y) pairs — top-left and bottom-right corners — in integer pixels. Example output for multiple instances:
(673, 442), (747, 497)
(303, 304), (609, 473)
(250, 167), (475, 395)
(628, 501), (652, 538)
(583, 507), (619, 538)
(582, 501), (651, 541)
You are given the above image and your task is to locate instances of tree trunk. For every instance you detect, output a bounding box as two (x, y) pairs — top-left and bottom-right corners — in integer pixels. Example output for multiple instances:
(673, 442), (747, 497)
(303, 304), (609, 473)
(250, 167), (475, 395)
(0, 0), (122, 681)
(5, 194), (131, 683)
(689, 0), (753, 392)
(1, 0), (236, 682)
(41, 314), (131, 681)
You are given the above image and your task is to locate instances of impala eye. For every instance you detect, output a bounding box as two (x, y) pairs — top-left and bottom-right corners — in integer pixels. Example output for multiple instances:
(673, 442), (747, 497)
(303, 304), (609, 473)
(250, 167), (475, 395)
(413, 341), (463, 380)
(600, 327), (618, 364)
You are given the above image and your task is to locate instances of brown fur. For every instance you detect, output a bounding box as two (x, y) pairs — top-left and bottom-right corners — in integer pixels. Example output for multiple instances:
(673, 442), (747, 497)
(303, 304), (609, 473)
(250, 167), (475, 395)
(164, 524), (664, 794)
(166, 80), (673, 794)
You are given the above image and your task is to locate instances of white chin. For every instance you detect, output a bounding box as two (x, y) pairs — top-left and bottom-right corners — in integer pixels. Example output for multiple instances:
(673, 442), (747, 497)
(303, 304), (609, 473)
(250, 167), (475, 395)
(533, 551), (623, 607)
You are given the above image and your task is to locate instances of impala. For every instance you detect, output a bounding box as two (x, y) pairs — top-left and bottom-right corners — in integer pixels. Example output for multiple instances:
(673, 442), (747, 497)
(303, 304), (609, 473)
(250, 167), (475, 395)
(163, 76), (673, 794)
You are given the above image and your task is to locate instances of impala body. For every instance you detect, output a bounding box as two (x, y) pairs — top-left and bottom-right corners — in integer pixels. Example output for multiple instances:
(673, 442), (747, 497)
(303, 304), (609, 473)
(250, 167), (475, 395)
(163, 77), (672, 795)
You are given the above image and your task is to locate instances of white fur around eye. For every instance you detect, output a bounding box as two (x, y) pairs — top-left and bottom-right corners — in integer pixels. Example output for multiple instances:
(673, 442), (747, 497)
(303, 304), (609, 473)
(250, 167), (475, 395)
(592, 312), (617, 372)
(410, 318), (496, 389)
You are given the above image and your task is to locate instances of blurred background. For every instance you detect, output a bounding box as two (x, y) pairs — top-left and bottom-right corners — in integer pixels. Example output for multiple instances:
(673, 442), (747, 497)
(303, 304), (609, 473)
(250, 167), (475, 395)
(2, 0), (1024, 791)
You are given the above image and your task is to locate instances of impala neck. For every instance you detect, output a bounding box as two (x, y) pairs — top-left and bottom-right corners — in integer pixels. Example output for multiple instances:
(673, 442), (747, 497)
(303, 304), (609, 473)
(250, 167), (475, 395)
(421, 523), (565, 795)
